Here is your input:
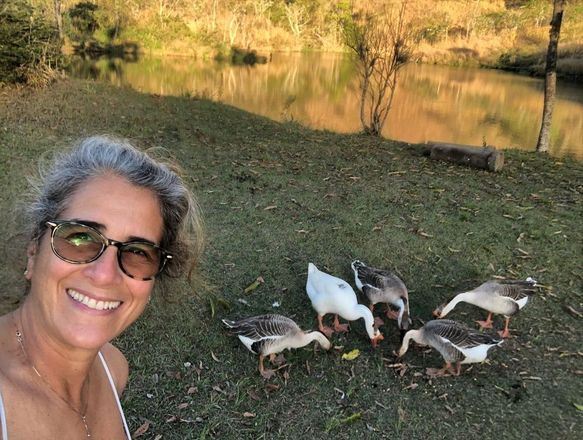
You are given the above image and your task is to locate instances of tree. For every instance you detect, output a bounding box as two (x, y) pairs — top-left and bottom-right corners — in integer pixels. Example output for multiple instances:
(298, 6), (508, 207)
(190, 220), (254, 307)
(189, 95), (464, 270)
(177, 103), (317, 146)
(341, 1), (414, 136)
(536, 0), (565, 153)
(67, 1), (99, 46)
(0, 0), (61, 86)
(54, 0), (63, 40)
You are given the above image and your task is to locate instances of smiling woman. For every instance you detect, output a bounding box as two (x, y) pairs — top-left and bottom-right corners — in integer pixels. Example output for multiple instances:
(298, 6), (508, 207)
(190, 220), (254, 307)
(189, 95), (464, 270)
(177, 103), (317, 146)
(0, 136), (204, 439)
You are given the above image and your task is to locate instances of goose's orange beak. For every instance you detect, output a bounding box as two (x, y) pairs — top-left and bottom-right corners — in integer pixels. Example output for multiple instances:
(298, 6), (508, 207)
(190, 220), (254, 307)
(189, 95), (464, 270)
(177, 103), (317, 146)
(371, 332), (384, 348)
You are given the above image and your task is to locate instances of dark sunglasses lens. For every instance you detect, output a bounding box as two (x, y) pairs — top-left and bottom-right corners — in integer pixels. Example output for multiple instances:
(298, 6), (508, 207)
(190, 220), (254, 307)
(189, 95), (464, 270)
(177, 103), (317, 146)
(52, 223), (104, 263)
(119, 243), (162, 279)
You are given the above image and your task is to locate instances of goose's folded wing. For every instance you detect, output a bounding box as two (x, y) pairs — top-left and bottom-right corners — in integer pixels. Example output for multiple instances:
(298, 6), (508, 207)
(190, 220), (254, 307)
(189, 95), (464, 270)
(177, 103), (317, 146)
(232, 315), (296, 339)
(458, 330), (501, 348)
(355, 265), (378, 285)
(497, 280), (537, 300)
(362, 283), (384, 298)
(435, 337), (466, 363)
(431, 320), (500, 348)
(358, 266), (402, 290)
(430, 320), (470, 345)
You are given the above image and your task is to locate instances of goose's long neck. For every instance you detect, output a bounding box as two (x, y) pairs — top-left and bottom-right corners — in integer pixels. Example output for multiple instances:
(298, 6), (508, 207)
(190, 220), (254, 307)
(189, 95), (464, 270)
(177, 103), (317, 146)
(354, 304), (376, 339)
(396, 297), (409, 328)
(399, 329), (423, 356)
(440, 292), (472, 317)
(303, 331), (330, 349)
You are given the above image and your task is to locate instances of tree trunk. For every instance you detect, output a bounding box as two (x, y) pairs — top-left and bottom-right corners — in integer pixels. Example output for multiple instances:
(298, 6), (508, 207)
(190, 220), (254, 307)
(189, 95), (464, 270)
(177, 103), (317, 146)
(427, 142), (504, 172)
(54, 0), (63, 41)
(536, 0), (564, 153)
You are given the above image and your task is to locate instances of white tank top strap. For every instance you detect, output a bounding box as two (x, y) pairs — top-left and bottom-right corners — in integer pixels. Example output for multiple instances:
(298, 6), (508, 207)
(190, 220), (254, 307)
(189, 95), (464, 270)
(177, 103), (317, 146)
(98, 351), (132, 440)
(0, 386), (8, 440)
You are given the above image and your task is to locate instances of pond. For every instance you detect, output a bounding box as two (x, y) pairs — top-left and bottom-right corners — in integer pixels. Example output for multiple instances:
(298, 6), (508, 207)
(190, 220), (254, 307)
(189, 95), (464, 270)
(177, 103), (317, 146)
(68, 52), (583, 160)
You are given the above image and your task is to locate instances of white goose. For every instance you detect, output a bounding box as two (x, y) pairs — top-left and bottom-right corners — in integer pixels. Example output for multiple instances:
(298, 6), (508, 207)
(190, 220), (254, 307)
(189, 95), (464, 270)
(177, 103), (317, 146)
(351, 260), (411, 335)
(433, 278), (537, 338)
(222, 314), (331, 379)
(306, 263), (384, 347)
(398, 319), (503, 377)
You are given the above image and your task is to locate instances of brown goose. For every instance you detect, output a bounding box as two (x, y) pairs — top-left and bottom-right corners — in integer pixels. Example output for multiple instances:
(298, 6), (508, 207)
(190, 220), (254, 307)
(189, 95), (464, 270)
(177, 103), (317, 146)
(351, 260), (411, 335)
(432, 278), (537, 338)
(398, 319), (503, 377)
(222, 314), (331, 379)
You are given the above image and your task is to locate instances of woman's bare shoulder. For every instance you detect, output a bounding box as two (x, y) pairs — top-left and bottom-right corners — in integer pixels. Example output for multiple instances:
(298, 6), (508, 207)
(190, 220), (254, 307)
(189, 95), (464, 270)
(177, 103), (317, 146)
(99, 343), (129, 395)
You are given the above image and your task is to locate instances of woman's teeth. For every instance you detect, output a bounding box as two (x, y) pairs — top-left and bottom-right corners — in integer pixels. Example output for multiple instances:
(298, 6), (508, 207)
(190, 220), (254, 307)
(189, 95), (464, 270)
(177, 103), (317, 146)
(67, 289), (121, 310)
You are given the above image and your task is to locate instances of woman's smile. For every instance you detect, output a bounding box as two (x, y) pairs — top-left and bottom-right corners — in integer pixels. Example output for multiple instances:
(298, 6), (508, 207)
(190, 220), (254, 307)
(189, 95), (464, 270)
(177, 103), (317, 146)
(66, 288), (122, 311)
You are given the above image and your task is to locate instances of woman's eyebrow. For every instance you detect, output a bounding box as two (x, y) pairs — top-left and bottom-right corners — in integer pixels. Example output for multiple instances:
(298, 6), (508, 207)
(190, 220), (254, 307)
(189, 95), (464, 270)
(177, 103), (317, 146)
(69, 218), (104, 229)
(68, 218), (157, 244)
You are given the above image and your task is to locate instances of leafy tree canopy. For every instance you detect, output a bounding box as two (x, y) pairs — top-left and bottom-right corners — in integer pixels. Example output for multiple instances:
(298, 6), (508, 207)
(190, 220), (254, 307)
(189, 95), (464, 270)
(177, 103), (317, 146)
(0, 0), (61, 85)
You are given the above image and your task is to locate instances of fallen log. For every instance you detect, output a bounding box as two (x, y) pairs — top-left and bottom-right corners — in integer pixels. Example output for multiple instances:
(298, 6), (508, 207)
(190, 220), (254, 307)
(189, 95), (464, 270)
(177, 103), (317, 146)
(425, 142), (504, 172)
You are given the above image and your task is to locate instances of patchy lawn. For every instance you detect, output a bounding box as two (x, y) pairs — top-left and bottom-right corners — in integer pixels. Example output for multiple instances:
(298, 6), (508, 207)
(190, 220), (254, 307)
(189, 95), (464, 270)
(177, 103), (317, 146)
(1, 79), (581, 439)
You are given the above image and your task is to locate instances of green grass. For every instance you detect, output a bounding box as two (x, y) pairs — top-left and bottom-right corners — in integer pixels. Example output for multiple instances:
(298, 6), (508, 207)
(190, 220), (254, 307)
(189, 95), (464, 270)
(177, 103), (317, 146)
(0, 79), (582, 439)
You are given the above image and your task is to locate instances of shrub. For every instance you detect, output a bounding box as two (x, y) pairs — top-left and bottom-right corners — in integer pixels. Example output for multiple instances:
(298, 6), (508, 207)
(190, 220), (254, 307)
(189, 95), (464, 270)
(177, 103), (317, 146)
(67, 1), (99, 44)
(0, 0), (62, 86)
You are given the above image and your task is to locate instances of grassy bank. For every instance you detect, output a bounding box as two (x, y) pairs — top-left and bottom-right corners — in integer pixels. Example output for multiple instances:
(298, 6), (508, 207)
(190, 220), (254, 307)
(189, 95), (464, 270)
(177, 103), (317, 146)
(0, 79), (581, 439)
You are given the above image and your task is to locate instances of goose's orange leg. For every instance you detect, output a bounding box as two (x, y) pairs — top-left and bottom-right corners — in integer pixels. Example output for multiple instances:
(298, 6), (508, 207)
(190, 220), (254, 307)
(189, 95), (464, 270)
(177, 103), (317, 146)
(333, 314), (350, 333)
(370, 304), (384, 328)
(427, 361), (462, 377)
(476, 312), (494, 329)
(385, 304), (400, 320)
(426, 362), (452, 377)
(498, 317), (512, 338)
(317, 314), (334, 337)
(270, 353), (286, 366)
(258, 354), (275, 379)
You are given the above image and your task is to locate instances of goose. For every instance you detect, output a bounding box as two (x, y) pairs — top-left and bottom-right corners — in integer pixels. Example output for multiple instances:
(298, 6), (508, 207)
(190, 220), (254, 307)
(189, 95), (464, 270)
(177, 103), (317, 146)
(432, 277), (537, 338)
(222, 314), (331, 379)
(397, 319), (503, 377)
(351, 260), (411, 335)
(306, 263), (384, 347)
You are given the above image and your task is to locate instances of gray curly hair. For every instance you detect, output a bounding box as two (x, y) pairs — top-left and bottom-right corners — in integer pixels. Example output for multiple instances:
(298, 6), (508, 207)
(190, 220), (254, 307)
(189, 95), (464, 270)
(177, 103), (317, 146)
(25, 135), (204, 297)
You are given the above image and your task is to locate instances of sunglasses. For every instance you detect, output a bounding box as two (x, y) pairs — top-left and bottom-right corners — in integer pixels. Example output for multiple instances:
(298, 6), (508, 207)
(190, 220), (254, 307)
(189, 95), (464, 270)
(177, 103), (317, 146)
(46, 220), (172, 281)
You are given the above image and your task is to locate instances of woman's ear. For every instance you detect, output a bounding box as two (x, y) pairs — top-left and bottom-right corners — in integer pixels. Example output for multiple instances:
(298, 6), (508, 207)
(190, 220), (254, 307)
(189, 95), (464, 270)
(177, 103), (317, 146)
(25, 242), (37, 280)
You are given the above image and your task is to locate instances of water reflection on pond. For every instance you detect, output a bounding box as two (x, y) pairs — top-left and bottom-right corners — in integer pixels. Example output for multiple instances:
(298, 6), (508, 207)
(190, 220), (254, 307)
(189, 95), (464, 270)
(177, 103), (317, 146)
(68, 52), (583, 159)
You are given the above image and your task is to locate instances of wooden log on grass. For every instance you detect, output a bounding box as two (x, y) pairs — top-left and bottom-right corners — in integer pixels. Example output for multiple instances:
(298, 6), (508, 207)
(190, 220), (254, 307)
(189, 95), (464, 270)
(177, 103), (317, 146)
(426, 142), (504, 172)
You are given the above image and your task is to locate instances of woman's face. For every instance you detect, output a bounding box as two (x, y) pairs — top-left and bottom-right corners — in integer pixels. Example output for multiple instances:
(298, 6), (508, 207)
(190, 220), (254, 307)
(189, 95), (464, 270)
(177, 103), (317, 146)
(25, 173), (163, 350)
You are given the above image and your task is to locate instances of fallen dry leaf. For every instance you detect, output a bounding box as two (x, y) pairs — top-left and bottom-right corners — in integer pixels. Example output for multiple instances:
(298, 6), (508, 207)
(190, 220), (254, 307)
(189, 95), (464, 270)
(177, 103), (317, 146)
(132, 420), (150, 437)
(243, 412), (256, 418)
(247, 390), (261, 401)
(212, 385), (225, 394)
(264, 383), (280, 392)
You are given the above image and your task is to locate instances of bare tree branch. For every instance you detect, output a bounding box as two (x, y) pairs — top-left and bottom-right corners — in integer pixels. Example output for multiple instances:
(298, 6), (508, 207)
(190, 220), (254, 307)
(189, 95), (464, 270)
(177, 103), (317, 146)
(341, 1), (414, 136)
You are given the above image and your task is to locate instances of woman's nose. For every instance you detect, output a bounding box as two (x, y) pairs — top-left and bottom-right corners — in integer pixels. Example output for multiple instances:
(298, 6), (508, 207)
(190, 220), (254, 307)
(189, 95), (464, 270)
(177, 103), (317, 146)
(82, 245), (123, 285)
